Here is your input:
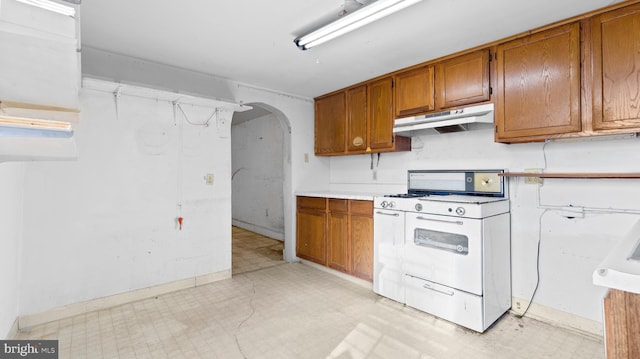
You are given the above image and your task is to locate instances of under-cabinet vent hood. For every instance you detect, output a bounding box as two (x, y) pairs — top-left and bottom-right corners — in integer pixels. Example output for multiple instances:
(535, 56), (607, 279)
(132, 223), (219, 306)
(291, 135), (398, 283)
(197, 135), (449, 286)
(393, 103), (494, 135)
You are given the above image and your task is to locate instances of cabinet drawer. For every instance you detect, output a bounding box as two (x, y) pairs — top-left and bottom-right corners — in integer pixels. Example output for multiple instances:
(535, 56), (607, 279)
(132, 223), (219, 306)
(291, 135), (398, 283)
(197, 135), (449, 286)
(405, 275), (484, 332)
(329, 199), (348, 213)
(297, 196), (326, 210)
(350, 200), (373, 216)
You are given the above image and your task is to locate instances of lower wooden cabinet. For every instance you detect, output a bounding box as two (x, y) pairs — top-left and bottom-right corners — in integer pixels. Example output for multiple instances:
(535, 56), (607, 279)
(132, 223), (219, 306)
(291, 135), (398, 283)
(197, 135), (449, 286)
(604, 289), (640, 358)
(349, 201), (374, 281)
(327, 199), (349, 272)
(296, 196), (373, 281)
(296, 197), (327, 264)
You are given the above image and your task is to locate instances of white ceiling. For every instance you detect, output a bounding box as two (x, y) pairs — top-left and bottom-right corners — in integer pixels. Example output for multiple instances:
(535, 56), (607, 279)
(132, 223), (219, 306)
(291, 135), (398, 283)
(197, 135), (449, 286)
(80, 0), (622, 99)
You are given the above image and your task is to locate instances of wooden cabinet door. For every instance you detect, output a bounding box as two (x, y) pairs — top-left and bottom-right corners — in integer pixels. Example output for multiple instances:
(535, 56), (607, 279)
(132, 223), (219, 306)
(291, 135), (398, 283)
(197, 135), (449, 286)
(327, 199), (349, 273)
(592, 4), (640, 131)
(495, 22), (582, 142)
(394, 66), (435, 118)
(368, 77), (395, 150)
(296, 197), (327, 265)
(350, 200), (373, 281)
(347, 85), (368, 152)
(315, 92), (346, 155)
(296, 209), (326, 264)
(436, 49), (491, 109)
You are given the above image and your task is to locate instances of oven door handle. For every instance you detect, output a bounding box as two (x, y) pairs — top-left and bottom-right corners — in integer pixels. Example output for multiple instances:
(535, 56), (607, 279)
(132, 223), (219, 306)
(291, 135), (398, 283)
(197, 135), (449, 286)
(416, 216), (463, 225)
(375, 211), (400, 217)
(423, 283), (455, 296)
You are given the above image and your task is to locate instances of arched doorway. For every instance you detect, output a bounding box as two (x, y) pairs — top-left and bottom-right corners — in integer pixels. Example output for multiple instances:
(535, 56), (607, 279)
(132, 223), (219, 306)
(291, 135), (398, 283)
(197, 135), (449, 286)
(230, 103), (292, 274)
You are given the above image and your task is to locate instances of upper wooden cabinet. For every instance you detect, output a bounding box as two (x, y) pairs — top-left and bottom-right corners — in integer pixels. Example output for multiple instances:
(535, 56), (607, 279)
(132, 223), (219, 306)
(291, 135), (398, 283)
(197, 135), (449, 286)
(394, 49), (491, 119)
(347, 85), (368, 152)
(369, 77), (396, 150)
(315, 79), (411, 156)
(495, 23), (582, 142)
(394, 66), (435, 118)
(315, 92), (346, 155)
(591, 4), (640, 131)
(435, 49), (491, 110)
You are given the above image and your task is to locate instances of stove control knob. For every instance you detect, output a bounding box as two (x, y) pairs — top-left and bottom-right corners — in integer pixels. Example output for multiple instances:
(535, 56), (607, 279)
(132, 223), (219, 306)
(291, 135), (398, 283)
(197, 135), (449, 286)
(388, 201), (395, 208)
(380, 201), (388, 208)
(455, 207), (465, 216)
(415, 203), (423, 211)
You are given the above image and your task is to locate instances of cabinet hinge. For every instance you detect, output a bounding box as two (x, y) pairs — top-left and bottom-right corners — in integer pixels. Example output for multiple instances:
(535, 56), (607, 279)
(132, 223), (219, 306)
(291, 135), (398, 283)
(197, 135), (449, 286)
(494, 53), (497, 61)
(391, 135), (395, 143)
(489, 87), (493, 95)
(495, 125), (498, 133)
(391, 80), (395, 88)
(489, 53), (492, 62)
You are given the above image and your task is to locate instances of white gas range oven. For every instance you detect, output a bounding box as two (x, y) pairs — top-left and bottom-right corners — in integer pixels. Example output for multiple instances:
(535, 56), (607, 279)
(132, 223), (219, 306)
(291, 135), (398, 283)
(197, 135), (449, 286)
(373, 170), (511, 332)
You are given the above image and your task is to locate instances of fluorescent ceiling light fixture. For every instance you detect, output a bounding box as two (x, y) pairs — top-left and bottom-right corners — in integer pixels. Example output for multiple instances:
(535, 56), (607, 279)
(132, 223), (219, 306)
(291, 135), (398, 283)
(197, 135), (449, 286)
(0, 115), (73, 138)
(294, 0), (423, 50)
(15, 0), (76, 17)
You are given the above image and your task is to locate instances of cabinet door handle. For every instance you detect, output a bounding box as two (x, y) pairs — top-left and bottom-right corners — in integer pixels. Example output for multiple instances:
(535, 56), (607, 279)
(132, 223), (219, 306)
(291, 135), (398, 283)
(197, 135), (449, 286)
(376, 211), (399, 217)
(423, 283), (454, 296)
(416, 216), (463, 225)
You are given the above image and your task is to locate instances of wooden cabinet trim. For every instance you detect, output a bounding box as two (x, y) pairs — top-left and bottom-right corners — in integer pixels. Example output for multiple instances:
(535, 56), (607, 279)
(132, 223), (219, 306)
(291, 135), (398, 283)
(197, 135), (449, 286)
(297, 196), (327, 210)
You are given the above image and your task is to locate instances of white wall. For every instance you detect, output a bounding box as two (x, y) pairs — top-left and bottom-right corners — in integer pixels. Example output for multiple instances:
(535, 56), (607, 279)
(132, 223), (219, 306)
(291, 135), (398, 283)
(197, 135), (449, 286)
(328, 126), (640, 328)
(0, 163), (24, 338)
(82, 48), (330, 263)
(18, 82), (236, 316)
(231, 113), (285, 240)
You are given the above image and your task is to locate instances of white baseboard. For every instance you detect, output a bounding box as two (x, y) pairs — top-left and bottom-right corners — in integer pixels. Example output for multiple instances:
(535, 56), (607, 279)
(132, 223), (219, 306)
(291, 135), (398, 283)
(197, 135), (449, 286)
(18, 270), (231, 330)
(299, 259), (372, 290)
(232, 219), (284, 241)
(511, 296), (603, 337)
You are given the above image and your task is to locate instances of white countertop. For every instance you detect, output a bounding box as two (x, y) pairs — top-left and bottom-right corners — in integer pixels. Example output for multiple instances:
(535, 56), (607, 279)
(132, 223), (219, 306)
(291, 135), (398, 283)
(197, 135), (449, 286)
(295, 191), (388, 201)
(593, 219), (640, 294)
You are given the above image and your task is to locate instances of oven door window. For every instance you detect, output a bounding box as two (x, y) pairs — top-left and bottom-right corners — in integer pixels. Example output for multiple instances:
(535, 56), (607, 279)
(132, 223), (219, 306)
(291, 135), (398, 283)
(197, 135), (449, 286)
(414, 228), (468, 255)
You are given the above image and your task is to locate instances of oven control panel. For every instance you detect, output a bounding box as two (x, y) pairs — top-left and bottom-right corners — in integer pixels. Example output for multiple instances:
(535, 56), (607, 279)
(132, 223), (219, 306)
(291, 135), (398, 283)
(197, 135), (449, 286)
(408, 170), (505, 197)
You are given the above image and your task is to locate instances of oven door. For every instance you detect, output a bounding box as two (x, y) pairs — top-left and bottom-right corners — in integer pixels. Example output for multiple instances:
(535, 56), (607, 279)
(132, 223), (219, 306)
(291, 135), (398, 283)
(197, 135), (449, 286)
(404, 212), (483, 295)
(373, 209), (405, 303)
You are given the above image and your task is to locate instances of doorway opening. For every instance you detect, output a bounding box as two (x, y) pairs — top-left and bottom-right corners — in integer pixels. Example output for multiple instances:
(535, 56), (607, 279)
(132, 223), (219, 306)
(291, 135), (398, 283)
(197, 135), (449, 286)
(230, 103), (290, 274)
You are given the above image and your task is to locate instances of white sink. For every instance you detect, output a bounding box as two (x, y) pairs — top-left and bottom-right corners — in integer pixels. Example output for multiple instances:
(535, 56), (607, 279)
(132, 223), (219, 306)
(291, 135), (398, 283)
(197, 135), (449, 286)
(593, 219), (640, 294)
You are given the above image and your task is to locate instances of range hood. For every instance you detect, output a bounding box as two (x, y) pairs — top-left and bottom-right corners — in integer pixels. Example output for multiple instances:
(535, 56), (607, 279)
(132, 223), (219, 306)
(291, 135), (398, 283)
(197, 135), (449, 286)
(393, 103), (494, 135)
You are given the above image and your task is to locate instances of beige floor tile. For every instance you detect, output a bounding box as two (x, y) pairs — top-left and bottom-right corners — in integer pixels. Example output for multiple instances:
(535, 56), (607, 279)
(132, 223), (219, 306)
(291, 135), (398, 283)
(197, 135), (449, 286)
(12, 227), (605, 358)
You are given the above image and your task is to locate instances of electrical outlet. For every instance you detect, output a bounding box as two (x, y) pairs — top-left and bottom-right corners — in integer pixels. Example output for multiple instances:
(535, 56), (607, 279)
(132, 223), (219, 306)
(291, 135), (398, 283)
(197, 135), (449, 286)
(524, 168), (543, 184)
(205, 173), (214, 185)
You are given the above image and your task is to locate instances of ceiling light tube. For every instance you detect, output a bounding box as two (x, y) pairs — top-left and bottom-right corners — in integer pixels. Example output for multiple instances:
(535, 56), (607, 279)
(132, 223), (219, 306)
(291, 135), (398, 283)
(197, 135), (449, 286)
(0, 115), (73, 138)
(294, 0), (423, 50)
(15, 0), (76, 17)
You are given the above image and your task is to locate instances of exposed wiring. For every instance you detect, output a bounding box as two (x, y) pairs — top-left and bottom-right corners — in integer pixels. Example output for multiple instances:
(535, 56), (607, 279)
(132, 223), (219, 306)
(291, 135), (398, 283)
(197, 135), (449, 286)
(520, 138), (640, 319)
(113, 86), (122, 121)
(176, 102), (217, 127)
(542, 139), (550, 169)
(517, 207), (549, 318)
(173, 101), (184, 229)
